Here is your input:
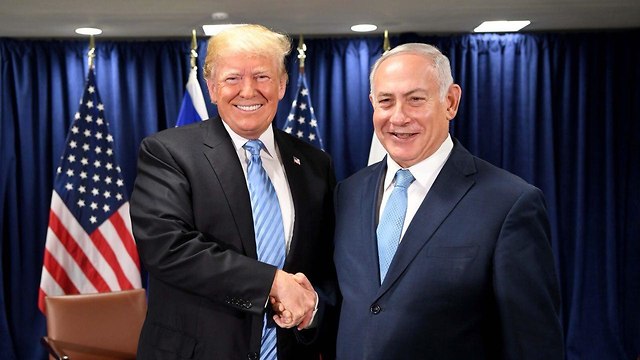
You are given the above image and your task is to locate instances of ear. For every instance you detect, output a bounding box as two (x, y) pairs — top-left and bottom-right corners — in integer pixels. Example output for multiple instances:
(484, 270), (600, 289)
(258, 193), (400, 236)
(445, 84), (462, 120)
(369, 93), (375, 109)
(278, 74), (288, 100)
(206, 78), (217, 104)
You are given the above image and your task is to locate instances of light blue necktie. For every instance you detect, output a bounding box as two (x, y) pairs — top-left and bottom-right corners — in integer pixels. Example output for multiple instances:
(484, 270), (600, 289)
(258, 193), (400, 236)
(376, 169), (415, 284)
(244, 140), (286, 360)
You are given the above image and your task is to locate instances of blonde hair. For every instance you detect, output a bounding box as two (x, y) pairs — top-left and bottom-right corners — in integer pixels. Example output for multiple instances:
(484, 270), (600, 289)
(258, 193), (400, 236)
(203, 24), (292, 81)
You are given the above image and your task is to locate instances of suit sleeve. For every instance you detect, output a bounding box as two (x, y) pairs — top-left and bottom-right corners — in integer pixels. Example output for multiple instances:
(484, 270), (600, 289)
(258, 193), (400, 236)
(130, 135), (275, 316)
(493, 187), (564, 359)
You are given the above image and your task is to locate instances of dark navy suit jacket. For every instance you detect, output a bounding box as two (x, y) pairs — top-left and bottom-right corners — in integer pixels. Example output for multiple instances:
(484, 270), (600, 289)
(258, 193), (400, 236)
(334, 138), (563, 359)
(131, 118), (337, 360)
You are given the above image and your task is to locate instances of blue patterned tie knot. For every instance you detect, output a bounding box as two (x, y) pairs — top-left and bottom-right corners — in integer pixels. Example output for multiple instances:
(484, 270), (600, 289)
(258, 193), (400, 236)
(394, 169), (414, 189)
(243, 139), (285, 360)
(244, 139), (263, 158)
(376, 169), (415, 283)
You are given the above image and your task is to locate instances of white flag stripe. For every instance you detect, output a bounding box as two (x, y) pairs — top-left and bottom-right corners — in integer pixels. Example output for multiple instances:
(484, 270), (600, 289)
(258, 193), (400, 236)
(117, 203), (142, 287)
(118, 202), (135, 238)
(99, 212), (141, 287)
(39, 266), (65, 297)
(44, 227), (98, 294)
(186, 67), (209, 120)
(50, 191), (121, 290)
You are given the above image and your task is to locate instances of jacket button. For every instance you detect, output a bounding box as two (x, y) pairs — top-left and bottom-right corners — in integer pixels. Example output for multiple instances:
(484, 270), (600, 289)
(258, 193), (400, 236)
(370, 304), (381, 314)
(247, 352), (259, 360)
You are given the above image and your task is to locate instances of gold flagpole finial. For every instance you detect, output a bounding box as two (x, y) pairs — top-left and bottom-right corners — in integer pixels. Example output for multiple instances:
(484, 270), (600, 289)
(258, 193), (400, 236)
(190, 29), (198, 69)
(383, 30), (391, 53)
(297, 34), (306, 72)
(88, 35), (96, 69)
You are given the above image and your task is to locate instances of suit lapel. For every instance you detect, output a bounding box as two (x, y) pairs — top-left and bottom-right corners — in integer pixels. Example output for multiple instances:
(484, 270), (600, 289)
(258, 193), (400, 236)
(273, 129), (306, 268)
(201, 117), (257, 259)
(376, 140), (477, 297)
(362, 161), (388, 286)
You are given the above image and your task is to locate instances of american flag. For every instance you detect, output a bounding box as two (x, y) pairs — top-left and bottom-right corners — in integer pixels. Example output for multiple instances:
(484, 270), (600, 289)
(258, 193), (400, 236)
(283, 72), (325, 150)
(38, 68), (141, 313)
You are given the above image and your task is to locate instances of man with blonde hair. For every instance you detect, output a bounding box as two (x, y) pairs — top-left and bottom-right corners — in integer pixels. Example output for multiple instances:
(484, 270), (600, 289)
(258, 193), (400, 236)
(131, 24), (337, 360)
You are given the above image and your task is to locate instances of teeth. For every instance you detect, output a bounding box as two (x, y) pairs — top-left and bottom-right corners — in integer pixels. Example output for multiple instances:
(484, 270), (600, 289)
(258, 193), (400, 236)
(394, 133), (413, 138)
(237, 104), (261, 111)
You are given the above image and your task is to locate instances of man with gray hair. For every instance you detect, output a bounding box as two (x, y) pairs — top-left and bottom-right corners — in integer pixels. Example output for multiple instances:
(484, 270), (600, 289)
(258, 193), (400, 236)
(333, 43), (563, 359)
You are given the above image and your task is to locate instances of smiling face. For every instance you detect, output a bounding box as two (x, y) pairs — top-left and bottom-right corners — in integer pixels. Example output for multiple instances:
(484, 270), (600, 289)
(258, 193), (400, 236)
(370, 53), (461, 168)
(207, 53), (287, 139)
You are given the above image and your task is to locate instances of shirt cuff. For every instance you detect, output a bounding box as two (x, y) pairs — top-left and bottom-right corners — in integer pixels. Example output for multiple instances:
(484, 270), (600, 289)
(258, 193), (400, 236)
(301, 291), (320, 329)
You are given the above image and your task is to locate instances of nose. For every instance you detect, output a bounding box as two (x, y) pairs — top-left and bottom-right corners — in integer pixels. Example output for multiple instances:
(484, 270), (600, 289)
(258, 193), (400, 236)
(389, 102), (409, 125)
(239, 77), (256, 98)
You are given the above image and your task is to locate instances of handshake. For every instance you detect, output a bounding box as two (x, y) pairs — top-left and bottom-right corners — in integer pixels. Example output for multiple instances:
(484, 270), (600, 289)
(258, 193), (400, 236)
(269, 270), (317, 330)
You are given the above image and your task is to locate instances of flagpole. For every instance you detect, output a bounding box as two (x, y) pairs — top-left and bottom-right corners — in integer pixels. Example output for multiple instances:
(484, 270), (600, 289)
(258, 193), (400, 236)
(297, 34), (306, 74)
(87, 34), (96, 69)
(190, 29), (198, 70)
(383, 29), (390, 53)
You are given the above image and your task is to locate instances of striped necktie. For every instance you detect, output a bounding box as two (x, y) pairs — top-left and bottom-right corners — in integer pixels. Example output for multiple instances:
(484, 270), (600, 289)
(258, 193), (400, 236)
(376, 169), (415, 284)
(244, 139), (286, 360)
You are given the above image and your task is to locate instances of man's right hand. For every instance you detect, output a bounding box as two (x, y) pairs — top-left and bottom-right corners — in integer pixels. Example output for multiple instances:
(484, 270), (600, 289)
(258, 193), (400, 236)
(269, 270), (316, 328)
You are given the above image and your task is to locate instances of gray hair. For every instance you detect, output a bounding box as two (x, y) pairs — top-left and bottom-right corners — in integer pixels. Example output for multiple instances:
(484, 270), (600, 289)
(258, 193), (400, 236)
(369, 43), (454, 100)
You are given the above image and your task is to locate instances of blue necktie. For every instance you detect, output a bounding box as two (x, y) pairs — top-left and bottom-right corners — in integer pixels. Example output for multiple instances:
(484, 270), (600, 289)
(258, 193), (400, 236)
(244, 140), (285, 360)
(376, 169), (415, 284)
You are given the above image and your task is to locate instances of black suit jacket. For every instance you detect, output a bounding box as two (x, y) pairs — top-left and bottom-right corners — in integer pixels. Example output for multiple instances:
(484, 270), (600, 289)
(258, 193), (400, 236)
(334, 138), (563, 359)
(130, 117), (337, 360)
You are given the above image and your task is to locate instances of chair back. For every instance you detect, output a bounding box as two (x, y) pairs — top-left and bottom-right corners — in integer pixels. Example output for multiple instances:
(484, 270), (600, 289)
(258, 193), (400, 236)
(44, 289), (147, 360)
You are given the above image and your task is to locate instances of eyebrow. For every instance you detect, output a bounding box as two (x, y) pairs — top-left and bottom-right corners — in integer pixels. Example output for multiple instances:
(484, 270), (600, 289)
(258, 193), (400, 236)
(219, 70), (242, 78)
(376, 88), (428, 98)
(219, 68), (272, 78)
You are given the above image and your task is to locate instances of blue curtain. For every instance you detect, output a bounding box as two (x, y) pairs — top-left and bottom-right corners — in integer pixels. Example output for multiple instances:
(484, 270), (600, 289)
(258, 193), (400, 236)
(1, 31), (639, 359)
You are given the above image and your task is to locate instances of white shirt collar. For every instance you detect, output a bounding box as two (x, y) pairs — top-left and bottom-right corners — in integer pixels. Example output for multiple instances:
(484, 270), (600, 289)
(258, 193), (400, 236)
(383, 134), (454, 190)
(221, 121), (277, 159)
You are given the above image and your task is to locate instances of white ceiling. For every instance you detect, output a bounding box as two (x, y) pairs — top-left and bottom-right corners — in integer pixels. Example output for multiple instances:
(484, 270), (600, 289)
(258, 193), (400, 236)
(1, 0), (639, 38)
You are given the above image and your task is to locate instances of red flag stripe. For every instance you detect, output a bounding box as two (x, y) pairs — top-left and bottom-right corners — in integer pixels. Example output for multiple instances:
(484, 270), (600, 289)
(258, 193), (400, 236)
(42, 225), (97, 295)
(38, 288), (47, 314)
(89, 229), (134, 290)
(48, 210), (111, 293)
(98, 206), (141, 287)
(42, 248), (80, 295)
(111, 205), (141, 270)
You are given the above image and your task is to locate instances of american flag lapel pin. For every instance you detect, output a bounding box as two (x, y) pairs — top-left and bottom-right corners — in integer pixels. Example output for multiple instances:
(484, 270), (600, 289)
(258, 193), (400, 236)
(293, 156), (301, 165)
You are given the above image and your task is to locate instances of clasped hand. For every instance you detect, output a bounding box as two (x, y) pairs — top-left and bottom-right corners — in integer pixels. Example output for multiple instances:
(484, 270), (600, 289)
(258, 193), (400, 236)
(269, 270), (316, 330)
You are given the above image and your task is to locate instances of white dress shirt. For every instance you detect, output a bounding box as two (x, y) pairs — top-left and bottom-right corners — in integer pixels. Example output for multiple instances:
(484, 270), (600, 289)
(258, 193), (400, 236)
(379, 134), (454, 242)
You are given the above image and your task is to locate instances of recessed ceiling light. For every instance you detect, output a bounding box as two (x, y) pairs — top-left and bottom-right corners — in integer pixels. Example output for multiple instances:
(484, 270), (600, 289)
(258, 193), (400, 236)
(75, 27), (102, 36)
(473, 20), (531, 33)
(202, 24), (246, 36)
(211, 12), (229, 20)
(351, 24), (377, 33)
